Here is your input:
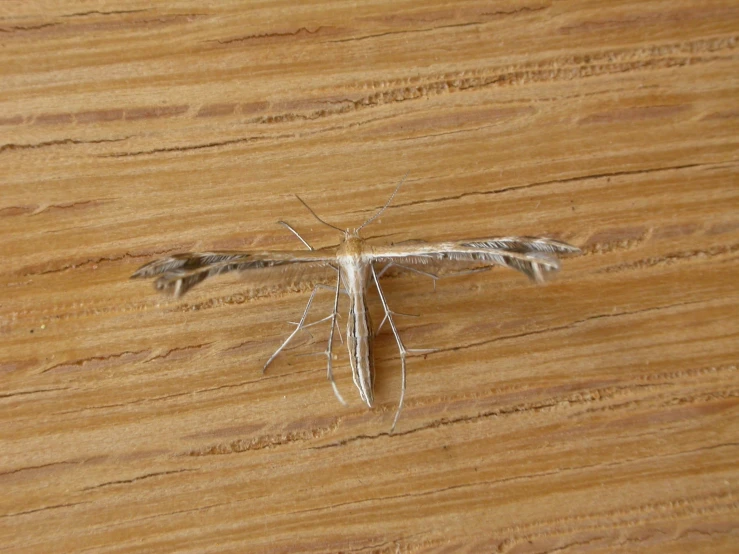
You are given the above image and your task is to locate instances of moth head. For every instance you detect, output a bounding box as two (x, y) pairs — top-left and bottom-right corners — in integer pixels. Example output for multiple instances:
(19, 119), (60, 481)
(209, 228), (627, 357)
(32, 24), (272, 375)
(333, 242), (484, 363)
(340, 232), (364, 257)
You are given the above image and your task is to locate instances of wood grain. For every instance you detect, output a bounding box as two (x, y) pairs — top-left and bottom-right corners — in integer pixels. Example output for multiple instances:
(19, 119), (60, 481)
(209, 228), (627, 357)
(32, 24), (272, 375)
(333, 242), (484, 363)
(2, 1), (737, 552)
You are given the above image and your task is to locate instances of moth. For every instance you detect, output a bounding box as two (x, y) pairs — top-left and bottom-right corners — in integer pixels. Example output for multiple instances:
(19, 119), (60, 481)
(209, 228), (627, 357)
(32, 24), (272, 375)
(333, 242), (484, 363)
(131, 179), (580, 430)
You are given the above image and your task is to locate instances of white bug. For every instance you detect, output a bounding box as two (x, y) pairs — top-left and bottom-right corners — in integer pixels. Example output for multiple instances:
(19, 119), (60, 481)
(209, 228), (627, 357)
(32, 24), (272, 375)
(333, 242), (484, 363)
(132, 178), (580, 430)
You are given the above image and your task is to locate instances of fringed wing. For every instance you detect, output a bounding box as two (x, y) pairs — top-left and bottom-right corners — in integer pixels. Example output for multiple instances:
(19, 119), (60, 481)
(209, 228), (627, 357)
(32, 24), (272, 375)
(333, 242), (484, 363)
(131, 250), (336, 297)
(372, 237), (580, 283)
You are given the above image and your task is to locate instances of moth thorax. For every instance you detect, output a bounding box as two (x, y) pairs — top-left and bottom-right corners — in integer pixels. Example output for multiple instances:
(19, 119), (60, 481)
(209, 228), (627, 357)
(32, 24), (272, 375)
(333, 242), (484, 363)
(338, 234), (365, 257)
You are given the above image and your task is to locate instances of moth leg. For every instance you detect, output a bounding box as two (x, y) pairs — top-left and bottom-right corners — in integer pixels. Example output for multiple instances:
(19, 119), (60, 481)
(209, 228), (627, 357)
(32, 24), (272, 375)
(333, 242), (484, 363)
(375, 262), (429, 334)
(325, 267), (347, 405)
(376, 310), (419, 334)
(370, 264), (408, 433)
(289, 311), (344, 344)
(279, 217), (348, 344)
(377, 262), (440, 290)
(263, 283), (342, 373)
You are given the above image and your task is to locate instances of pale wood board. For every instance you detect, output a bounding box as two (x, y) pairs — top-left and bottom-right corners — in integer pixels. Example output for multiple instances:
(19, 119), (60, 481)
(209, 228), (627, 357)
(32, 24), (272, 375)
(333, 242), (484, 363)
(1, 1), (738, 552)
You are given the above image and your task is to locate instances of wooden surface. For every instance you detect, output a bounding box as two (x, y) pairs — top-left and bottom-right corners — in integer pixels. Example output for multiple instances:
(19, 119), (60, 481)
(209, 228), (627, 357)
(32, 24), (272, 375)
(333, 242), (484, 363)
(2, 1), (738, 552)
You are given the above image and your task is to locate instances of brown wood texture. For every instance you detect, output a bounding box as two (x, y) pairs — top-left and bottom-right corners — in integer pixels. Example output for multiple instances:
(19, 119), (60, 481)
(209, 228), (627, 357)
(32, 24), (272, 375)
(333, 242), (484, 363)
(2, 1), (738, 552)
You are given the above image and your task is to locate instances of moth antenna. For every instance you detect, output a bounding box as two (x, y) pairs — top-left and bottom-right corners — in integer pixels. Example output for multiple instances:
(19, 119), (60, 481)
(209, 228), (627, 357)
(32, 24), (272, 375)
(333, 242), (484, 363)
(294, 195), (345, 234)
(357, 172), (408, 232)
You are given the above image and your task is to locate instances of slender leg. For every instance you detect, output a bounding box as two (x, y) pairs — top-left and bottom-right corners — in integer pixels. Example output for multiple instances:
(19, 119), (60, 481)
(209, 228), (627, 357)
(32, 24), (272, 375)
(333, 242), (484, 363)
(263, 283), (341, 372)
(377, 261), (440, 288)
(374, 262), (428, 334)
(371, 264), (408, 432)
(325, 267), (346, 405)
(289, 313), (338, 335)
(289, 311), (344, 344)
(376, 310), (419, 334)
(278, 218), (347, 386)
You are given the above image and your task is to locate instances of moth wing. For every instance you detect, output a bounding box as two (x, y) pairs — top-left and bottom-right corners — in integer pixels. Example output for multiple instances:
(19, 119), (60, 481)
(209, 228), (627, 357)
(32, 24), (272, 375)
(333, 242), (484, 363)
(371, 237), (579, 283)
(131, 250), (336, 297)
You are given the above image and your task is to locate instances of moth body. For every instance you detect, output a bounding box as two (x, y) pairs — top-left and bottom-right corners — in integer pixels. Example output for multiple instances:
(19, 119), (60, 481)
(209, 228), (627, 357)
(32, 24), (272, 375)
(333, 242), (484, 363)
(337, 232), (375, 406)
